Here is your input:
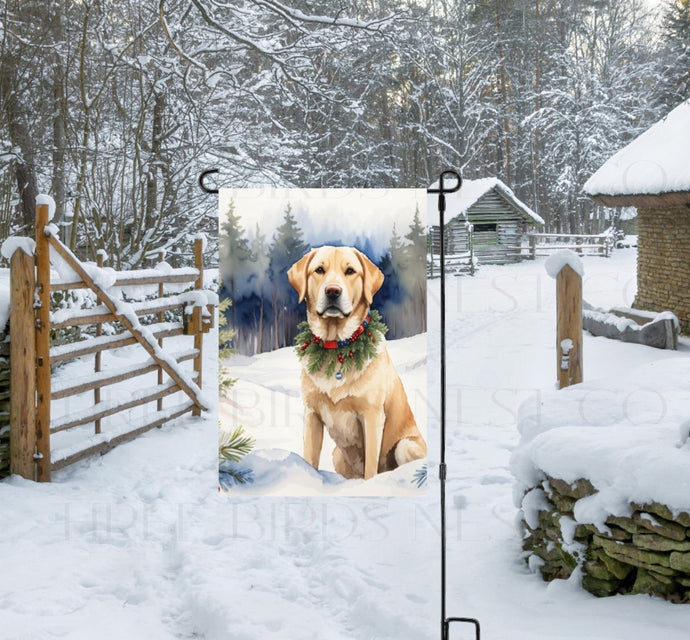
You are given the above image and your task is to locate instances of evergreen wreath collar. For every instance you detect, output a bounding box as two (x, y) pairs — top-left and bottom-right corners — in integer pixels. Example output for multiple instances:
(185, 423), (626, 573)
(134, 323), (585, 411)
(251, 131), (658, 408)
(295, 309), (388, 380)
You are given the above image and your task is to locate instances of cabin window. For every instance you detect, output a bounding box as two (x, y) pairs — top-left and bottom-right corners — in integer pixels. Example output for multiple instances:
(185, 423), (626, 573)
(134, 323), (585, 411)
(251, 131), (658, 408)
(473, 223), (497, 233)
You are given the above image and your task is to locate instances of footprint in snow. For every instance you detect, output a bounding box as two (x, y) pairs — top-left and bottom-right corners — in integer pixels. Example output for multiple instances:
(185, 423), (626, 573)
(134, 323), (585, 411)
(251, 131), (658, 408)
(479, 474), (512, 485)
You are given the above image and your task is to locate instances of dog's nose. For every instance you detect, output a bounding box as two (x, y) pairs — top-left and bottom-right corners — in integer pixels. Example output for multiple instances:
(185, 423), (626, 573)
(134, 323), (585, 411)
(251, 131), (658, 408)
(325, 285), (341, 300)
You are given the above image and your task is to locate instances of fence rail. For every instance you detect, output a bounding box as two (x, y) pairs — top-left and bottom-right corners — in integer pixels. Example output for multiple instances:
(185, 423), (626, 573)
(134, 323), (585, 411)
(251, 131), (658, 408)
(514, 232), (615, 259)
(8, 202), (215, 481)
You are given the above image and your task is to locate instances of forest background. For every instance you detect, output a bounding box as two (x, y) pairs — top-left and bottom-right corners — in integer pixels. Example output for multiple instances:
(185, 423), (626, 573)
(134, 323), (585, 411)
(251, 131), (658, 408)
(220, 189), (427, 355)
(1, 1), (687, 267)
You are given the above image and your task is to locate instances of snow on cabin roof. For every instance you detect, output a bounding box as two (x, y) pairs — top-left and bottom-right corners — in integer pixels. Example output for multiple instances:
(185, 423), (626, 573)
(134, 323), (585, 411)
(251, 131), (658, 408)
(426, 177), (544, 226)
(584, 98), (690, 200)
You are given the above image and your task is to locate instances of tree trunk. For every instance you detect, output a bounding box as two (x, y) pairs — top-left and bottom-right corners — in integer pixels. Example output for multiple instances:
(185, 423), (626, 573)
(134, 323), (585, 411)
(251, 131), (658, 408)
(0, 52), (38, 233)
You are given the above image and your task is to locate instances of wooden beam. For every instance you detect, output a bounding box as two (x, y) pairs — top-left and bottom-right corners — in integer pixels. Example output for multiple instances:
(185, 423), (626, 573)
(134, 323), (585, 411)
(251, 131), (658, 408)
(51, 349), (197, 400)
(588, 191), (690, 208)
(50, 299), (186, 330)
(192, 238), (204, 416)
(50, 324), (184, 364)
(556, 264), (583, 389)
(51, 402), (194, 472)
(35, 204), (51, 481)
(45, 233), (207, 411)
(157, 250), (165, 412)
(51, 381), (182, 433)
(50, 271), (199, 292)
(95, 252), (104, 434)
(9, 249), (37, 480)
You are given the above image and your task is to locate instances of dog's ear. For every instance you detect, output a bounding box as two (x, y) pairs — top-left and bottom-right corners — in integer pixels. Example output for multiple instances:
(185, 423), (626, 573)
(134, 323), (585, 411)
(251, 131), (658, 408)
(355, 249), (384, 306)
(288, 249), (315, 303)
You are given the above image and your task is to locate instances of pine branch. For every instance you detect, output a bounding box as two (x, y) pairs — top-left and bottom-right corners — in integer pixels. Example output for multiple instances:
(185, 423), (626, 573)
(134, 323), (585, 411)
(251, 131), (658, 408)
(219, 426), (255, 462)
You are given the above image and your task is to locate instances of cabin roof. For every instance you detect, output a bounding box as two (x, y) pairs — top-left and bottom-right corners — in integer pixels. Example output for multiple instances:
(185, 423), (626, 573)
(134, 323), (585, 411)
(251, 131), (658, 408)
(584, 98), (690, 206)
(427, 177), (544, 226)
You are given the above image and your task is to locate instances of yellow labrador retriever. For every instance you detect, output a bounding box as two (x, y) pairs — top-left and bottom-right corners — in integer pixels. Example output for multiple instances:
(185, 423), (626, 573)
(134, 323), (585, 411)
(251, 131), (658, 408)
(288, 246), (426, 480)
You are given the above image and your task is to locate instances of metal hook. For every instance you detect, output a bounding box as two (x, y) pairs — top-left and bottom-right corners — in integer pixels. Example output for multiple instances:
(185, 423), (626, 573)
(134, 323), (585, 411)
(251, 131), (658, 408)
(427, 169), (462, 194)
(199, 168), (219, 194)
(427, 170), (462, 217)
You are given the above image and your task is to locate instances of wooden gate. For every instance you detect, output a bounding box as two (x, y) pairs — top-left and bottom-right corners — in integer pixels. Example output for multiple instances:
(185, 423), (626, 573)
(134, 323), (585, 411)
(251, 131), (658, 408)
(9, 203), (214, 481)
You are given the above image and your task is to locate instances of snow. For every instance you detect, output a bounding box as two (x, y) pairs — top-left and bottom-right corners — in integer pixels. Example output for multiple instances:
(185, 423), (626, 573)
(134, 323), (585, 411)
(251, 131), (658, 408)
(427, 177), (545, 226)
(36, 193), (56, 220)
(0, 239), (36, 331)
(193, 233), (208, 252)
(617, 234), (638, 248)
(3, 250), (690, 638)
(584, 98), (690, 196)
(545, 249), (584, 278)
(0, 236), (35, 261)
(0, 270), (10, 332)
(221, 333), (428, 497)
(512, 355), (690, 515)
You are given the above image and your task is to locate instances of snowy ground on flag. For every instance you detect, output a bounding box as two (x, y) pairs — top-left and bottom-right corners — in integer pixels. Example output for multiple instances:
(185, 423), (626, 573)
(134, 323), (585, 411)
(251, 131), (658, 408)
(2, 248), (690, 638)
(219, 333), (427, 497)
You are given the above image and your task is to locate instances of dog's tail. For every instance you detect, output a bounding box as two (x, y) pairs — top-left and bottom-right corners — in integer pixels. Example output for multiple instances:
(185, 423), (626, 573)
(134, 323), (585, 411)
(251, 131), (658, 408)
(387, 435), (427, 470)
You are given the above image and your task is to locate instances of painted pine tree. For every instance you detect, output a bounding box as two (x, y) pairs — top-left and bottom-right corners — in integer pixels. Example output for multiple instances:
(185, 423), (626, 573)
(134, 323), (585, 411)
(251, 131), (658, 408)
(268, 203), (309, 350)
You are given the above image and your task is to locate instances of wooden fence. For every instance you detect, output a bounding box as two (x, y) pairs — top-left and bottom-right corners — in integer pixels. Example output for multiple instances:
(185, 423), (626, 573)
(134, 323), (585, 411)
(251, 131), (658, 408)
(520, 232), (614, 259)
(8, 203), (214, 481)
(427, 228), (475, 277)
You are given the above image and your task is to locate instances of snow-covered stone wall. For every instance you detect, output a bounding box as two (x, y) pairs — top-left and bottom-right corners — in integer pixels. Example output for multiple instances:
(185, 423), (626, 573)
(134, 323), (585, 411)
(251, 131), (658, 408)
(636, 206), (690, 334)
(513, 355), (690, 602)
(521, 477), (690, 601)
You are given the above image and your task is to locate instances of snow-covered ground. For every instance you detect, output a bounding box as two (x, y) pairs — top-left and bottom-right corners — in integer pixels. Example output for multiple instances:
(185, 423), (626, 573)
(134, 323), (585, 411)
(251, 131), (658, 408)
(220, 333), (427, 496)
(3, 249), (690, 639)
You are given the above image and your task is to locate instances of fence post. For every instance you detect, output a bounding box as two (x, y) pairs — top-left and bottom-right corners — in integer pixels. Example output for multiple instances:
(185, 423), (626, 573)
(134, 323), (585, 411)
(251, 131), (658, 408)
(35, 204), (51, 481)
(9, 249), (37, 480)
(529, 234), (536, 260)
(94, 251), (104, 434)
(157, 249), (165, 413)
(192, 237), (204, 416)
(556, 264), (583, 389)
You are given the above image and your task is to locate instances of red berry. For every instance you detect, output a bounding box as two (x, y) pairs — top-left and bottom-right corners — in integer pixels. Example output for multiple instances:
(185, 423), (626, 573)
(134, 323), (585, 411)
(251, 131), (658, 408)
(349, 352), (354, 358)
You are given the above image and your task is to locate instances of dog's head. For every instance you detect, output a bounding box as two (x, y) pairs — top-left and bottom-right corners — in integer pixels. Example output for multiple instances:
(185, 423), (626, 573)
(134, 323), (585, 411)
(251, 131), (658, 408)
(288, 246), (384, 340)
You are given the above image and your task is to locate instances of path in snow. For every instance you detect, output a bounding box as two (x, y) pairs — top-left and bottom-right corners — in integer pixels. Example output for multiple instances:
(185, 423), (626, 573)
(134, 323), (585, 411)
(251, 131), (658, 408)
(3, 250), (690, 639)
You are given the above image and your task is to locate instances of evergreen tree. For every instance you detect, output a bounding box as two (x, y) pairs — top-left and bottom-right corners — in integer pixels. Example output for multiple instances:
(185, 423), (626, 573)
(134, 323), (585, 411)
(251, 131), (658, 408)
(405, 204), (427, 263)
(218, 297), (236, 398)
(219, 198), (251, 287)
(378, 223), (405, 337)
(219, 198), (252, 332)
(404, 204), (427, 332)
(659, 0), (690, 108)
(268, 203), (309, 349)
(247, 223), (271, 353)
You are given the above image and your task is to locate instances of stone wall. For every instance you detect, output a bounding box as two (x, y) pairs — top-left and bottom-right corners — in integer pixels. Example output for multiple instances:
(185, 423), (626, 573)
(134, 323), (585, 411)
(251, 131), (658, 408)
(522, 475), (690, 602)
(0, 341), (9, 479)
(636, 206), (690, 334)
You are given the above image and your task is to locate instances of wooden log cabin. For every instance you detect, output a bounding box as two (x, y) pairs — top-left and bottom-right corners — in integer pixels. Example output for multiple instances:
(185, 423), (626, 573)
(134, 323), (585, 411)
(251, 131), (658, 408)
(427, 177), (544, 265)
(584, 98), (690, 333)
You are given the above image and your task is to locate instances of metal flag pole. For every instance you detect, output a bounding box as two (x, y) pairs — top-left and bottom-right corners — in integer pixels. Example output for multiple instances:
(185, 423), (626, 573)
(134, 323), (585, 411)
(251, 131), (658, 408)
(427, 171), (481, 640)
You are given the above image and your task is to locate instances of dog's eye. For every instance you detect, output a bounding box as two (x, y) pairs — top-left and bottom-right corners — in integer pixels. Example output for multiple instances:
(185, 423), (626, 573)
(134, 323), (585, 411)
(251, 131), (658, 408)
(314, 266), (325, 275)
(345, 267), (356, 275)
